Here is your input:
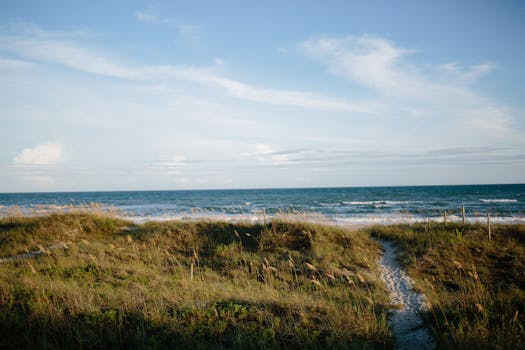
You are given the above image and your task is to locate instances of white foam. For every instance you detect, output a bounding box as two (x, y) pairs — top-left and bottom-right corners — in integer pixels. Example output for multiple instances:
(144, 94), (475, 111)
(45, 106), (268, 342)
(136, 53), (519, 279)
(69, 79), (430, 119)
(121, 213), (264, 224)
(343, 201), (386, 205)
(1, 204), (524, 226)
(2, 209), (523, 226)
(480, 199), (518, 203)
(332, 214), (525, 225)
(343, 201), (411, 206)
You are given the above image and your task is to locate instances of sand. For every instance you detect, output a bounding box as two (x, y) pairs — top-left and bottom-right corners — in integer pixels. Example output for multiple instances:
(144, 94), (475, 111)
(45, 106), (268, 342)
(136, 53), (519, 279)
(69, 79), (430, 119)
(378, 239), (436, 350)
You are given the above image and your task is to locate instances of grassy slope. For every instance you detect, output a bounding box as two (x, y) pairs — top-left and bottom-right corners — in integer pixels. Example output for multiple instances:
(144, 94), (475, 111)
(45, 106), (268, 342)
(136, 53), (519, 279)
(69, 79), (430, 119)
(370, 223), (525, 349)
(0, 213), (391, 349)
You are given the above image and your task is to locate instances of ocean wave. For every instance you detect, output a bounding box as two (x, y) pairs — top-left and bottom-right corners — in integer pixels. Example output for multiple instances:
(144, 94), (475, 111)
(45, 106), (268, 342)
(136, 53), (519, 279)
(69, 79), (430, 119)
(343, 201), (383, 205)
(333, 214), (525, 225)
(480, 199), (518, 203)
(2, 206), (524, 225)
(120, 210), (525, 226)
(342, 201), (409, 205)
(124, 213), (276, 224)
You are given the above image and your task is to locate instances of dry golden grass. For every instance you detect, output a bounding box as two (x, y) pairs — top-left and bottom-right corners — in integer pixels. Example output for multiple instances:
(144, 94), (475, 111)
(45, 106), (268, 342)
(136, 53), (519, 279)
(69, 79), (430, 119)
(0, 213), (391, 349)
(370, 223), (525, 349)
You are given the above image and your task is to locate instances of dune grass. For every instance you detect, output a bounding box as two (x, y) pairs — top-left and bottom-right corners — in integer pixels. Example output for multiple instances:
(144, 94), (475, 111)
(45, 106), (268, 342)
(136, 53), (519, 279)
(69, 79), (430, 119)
(370, 222), (525, 349)
(0, 213), (391, 349)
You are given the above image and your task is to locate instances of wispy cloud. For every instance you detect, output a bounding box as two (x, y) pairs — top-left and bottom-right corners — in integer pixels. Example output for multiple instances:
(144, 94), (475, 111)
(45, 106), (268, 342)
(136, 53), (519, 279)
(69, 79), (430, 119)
(153, 155), (187, 176)
(138, 66), (379, 113)
(299, 35), (489, 98)
(0, 24), (372, 113)
(300, 35), (412, 93)
(437, 62), (495, 82)
(0, 29), (134, 78)
(195, 74), (376, 112)
(0, 57), (34, 69)
(427, 146), (507, 156)
(299, 34), (515, 137)
(244, 144), (524, 170)
(176, 24), (201, 39)
(134, 9), (201, 39)
(250, 144), (293, 165)
(135, 10), (171, 25)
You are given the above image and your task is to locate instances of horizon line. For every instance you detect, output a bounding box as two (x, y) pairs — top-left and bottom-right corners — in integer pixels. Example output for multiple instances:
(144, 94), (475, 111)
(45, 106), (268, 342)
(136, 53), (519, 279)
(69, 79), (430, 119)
(1, 182), (524, 195)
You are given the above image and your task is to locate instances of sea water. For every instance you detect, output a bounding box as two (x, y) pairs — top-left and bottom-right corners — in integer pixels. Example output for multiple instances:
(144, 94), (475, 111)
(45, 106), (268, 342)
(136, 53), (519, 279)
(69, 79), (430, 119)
(0, 184), (523, 225)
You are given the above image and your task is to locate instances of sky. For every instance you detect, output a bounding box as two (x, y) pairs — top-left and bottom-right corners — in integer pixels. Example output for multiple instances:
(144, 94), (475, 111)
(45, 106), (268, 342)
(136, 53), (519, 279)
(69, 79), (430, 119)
(1, 0), (524, 192)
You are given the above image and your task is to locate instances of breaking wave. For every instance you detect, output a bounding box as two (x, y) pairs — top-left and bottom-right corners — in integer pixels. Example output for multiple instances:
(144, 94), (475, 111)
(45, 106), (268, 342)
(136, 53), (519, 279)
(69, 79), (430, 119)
(480, 199), (518, 203)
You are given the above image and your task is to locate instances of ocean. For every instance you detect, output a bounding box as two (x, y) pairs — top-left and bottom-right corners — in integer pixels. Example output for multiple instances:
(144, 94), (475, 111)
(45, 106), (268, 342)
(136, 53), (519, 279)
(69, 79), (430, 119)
(0, 184), (523, 225)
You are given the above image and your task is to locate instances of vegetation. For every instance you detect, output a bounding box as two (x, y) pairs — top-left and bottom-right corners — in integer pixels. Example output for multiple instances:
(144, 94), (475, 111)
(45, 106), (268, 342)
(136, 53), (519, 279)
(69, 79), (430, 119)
(370, 222), (525, 349)
(3, 212), (523, 349)
(0, 213), (391, 349)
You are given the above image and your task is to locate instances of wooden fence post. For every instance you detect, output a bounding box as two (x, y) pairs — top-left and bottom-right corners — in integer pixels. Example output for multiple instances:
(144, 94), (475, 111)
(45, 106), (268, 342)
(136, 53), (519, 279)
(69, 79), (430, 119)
(487, 212), (491, 241)
(443, 210), (447, 226)
(462, 205), (466, 224)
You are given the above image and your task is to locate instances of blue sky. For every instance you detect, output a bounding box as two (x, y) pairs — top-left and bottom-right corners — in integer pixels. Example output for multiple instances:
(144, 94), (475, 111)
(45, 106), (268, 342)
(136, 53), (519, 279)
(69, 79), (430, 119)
(1, 0), (524, 192)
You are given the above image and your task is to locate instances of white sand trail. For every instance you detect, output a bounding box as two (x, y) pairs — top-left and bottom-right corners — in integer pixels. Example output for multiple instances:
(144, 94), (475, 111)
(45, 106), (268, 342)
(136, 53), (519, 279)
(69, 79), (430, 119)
(378, 240), (435, 350)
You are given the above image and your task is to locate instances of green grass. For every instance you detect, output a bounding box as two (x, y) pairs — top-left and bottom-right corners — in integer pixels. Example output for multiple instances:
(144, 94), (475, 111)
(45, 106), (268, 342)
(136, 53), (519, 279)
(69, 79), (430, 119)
(0, 213), (391, 349)
(369, 222), (525, 349)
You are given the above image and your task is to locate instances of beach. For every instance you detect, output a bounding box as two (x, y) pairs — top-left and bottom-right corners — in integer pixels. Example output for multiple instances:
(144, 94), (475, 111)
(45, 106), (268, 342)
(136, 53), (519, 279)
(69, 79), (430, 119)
(1, 211), (524, 348)
(1, 184), (524, 225)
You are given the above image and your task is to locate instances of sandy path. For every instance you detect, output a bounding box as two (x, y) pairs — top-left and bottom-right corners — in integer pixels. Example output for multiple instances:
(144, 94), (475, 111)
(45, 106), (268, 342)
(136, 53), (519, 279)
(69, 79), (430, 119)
(378, 239), (435, 350)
